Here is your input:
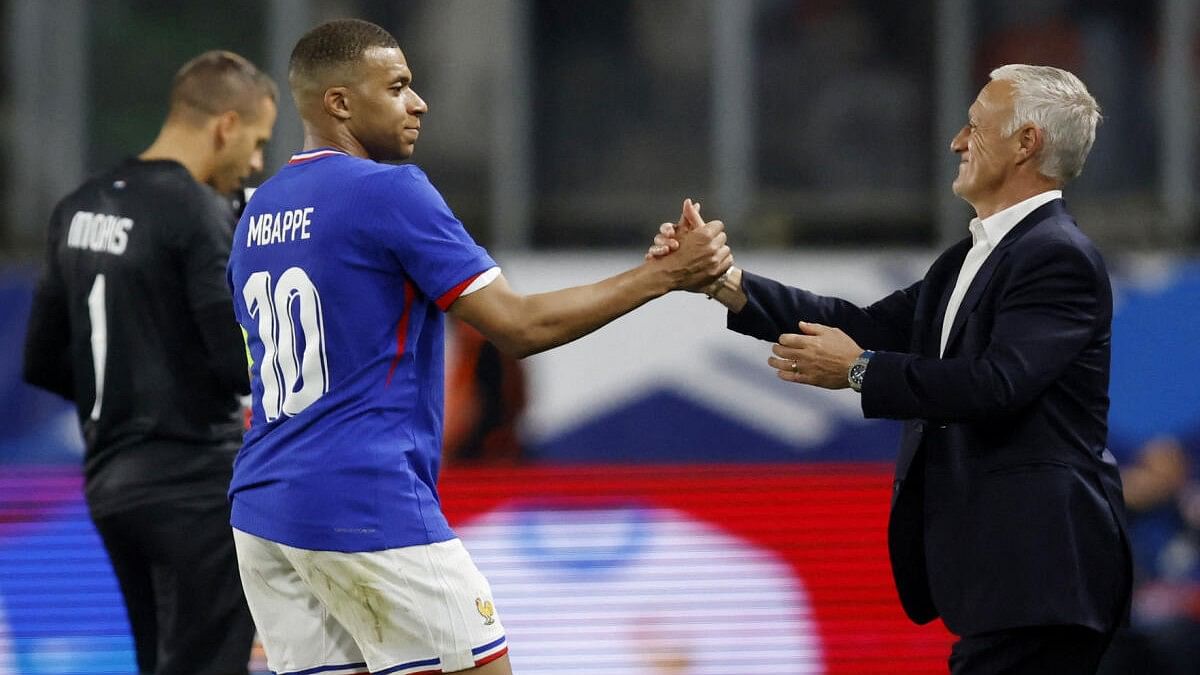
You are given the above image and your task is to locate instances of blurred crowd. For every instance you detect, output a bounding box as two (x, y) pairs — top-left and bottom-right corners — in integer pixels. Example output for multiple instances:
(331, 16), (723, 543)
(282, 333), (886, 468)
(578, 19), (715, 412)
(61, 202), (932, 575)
(1100, 436), (1200, 673)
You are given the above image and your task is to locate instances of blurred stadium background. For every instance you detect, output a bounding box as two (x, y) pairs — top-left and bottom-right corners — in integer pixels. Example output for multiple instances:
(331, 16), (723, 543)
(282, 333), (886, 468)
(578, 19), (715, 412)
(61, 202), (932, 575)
(1, 0), (1198, 673)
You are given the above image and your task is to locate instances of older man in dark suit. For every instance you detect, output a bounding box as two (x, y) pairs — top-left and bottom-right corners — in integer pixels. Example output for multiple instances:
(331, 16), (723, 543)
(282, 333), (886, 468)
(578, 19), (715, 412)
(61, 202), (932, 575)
(651, 64), (1130, 673)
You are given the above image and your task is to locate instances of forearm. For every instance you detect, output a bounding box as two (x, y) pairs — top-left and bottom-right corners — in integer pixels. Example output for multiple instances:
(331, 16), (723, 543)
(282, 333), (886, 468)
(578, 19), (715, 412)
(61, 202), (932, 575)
(728, 271), (913, 349)
(195, 303), (252, 395)
(861, 351), (1023, 421)
(457, 213), (729, 356)
(514, 264), (672, 357)
(23, 291), (74, 400)
(861, 344), (1080, 422)
(23, 342), (74, 400)
(453, 264), (672, 359)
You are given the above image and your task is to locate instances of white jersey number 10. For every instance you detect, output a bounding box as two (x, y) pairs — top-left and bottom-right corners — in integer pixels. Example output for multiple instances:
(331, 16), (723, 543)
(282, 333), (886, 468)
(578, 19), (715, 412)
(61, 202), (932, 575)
(242, 267), (329, 422)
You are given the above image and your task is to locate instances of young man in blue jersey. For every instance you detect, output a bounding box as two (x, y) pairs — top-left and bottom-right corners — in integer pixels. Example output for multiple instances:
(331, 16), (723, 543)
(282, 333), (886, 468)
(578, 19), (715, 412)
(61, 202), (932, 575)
(227, 19), (731, 675)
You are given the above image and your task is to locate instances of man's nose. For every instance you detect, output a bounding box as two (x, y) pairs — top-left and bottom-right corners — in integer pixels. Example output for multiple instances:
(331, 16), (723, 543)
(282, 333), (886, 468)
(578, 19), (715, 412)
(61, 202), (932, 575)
(950, 127), (967, 153)
(410, 89), (428, 115)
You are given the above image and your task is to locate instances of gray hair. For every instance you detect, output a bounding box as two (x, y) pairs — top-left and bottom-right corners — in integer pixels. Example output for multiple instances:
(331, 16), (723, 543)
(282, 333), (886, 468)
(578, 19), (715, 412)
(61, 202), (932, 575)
(989, 64), (1101, 182)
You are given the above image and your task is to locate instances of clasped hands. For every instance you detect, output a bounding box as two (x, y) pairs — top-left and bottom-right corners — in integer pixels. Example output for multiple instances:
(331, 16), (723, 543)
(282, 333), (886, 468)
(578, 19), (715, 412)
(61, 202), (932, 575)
(645, 202), (863, 389)
(645, 199), (732, 292)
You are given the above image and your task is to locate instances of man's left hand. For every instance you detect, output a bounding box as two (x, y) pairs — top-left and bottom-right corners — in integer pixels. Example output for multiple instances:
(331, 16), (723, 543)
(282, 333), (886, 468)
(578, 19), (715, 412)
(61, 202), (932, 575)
(769, 322), (864, 389)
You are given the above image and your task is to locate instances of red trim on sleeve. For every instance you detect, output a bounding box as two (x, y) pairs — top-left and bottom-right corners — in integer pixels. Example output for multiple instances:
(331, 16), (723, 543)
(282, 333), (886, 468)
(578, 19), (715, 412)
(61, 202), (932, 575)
(386, 281), (416, 386)
(435, 272), (483, 311)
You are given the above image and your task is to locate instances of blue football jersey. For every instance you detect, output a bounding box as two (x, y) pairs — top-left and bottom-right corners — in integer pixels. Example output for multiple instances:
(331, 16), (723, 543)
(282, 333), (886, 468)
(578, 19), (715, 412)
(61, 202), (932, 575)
(227, 148), (496, 552)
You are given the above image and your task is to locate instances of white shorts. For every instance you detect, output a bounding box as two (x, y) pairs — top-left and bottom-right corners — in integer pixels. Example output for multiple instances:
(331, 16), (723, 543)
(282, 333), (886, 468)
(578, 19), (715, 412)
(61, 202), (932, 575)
(233, 529), (508, 675)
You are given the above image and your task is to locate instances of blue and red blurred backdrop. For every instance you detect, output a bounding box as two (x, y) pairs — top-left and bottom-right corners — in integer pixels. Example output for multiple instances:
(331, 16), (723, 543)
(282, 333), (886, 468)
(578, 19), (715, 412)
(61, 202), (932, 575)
(3, 254), (1198, 673)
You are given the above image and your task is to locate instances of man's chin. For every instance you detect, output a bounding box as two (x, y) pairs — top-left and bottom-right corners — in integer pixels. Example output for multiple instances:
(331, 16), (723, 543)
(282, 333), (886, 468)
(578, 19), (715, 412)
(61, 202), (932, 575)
(371, 146), (415, 163)
(207, 179), (236, 195)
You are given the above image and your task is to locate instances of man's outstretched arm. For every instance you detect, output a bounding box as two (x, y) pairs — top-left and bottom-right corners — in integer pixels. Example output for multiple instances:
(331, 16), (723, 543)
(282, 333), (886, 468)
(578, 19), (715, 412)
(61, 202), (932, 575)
(450, 200), (730, 358)
(646, 217), (916, 350)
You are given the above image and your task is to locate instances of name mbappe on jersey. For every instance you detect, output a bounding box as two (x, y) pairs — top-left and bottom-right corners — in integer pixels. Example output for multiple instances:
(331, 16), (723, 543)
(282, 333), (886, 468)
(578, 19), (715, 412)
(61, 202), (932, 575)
(245, 207), (314, 247)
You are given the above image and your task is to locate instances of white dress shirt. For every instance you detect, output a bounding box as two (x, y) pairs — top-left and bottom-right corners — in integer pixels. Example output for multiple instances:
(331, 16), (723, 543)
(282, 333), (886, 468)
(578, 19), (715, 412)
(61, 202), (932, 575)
(939, 190), (1063, 356)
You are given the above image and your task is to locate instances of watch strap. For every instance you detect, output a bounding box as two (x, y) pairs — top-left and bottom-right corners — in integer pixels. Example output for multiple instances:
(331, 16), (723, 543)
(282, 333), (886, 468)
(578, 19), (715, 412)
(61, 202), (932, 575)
(848, 350), (875, 392)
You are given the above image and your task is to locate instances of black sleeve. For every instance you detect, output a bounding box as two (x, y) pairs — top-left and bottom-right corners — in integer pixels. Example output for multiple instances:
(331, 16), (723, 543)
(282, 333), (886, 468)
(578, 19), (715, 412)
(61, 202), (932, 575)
(195, 303), (251, 396)
(24, 206), (75, 400)
(179, 189), (250, 396)
(728, 270), (919, 352)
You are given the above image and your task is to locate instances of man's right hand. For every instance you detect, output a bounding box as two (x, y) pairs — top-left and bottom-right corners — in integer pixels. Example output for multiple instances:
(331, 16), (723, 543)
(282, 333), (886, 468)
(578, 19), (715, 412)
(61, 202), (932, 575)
(644, 199), (732, 292)
(645, 198), (700, 260)
(643, 198), (748, 310)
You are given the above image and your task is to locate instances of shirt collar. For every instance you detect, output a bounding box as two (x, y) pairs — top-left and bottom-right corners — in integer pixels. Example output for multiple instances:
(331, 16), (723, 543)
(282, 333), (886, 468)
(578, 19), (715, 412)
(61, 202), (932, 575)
(288, 147), (349, 165)
(968, 189), (1063, 248)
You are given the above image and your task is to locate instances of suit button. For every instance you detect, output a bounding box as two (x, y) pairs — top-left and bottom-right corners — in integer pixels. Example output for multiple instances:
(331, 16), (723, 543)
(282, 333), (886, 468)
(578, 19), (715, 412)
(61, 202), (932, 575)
(938, 424), (948, 430)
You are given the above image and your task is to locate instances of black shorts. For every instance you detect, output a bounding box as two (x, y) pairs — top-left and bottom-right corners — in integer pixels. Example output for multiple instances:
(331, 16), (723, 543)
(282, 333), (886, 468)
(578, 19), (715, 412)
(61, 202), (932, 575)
(92, 496), (255, 675)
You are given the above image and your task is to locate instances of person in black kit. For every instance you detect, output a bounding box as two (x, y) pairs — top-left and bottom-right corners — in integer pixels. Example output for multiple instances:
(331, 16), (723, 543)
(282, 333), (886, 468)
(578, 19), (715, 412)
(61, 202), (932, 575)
(23, 51), (277, 675)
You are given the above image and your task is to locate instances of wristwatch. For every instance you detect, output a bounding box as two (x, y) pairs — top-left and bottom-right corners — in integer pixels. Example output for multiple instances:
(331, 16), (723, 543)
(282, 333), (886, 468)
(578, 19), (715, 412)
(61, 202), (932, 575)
(848, 350), (874, 392)
(703, 266), (740, 303)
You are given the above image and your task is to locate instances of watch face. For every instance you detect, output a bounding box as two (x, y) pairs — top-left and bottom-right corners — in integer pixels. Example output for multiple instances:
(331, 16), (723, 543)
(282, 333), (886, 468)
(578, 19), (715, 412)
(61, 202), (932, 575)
(849, 352), (871, 390)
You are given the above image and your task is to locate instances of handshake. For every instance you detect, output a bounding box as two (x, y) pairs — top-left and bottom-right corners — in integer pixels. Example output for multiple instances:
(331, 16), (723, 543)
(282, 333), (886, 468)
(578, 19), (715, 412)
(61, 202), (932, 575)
(642, 198), (862, 390)
(640, 198), (740, 301)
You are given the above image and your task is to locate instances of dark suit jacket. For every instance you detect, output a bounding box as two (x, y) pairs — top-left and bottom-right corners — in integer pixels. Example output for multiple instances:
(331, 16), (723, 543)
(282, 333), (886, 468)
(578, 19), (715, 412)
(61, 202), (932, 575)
(729, 199), (1131, 636)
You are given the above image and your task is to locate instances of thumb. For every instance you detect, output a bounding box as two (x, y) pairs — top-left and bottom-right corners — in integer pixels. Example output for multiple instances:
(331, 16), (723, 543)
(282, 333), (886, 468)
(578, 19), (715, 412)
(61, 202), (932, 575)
(675, 198), (693, 232)
(684, 198), (706, 231)
(797, 321), (828, 335)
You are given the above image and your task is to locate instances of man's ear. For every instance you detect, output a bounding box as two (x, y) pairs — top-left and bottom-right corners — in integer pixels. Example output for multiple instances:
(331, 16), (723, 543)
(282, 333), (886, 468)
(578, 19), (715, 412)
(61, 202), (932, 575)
(1014, 123), (1043, 166)
(323, 86), (351, 121)
(214, 110), (240, 149)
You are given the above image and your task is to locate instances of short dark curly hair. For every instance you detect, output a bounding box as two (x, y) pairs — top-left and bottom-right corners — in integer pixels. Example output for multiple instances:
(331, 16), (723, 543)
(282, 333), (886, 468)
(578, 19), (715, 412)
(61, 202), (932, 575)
(289, 19), (399, 90)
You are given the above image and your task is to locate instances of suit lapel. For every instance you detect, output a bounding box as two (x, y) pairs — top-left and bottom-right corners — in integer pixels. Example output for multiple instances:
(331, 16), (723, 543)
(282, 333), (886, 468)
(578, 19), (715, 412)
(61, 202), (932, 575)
(926, 250), (966, 357)
(940, 199), (1069, 356)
